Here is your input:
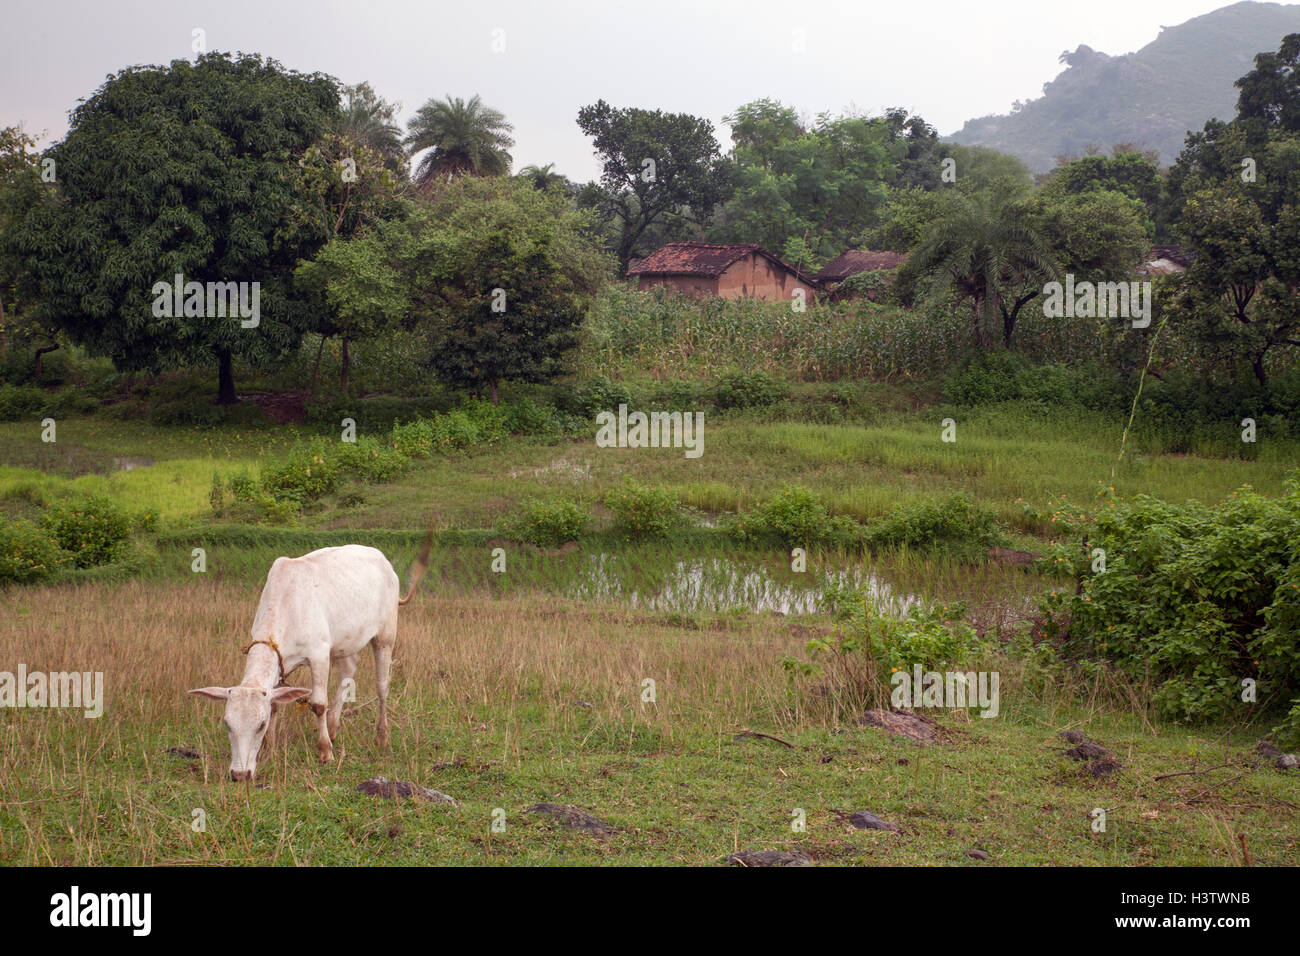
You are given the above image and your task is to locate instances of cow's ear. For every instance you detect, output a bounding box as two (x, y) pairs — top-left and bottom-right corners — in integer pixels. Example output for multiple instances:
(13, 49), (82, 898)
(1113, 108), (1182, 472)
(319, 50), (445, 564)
(271, 686), (311, 704)
(188, 687), (230, 701)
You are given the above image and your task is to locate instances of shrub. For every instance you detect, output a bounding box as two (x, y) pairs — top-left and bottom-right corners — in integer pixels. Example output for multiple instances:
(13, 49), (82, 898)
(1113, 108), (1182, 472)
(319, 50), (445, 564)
(605, 479), (681, 540)
(565, 375), (635, 418)
(502, 496), (590, 547)
(1038, 482), (1300, 744)
(336, 436), (407, 483)
(866, 494), (1002, 552)
(261, 439), (342, 502)
(713, 371), (788, 410)
(40, 495), (132, 568)
(0, 383), (47, 422)
(735, 486), (861, 548)
(391, 418), (437, 458)
(0, 519), (66, 583)
(783, 591), (987, 713)
(944, 351), (1028, 405)
(500, 397), (563, 437)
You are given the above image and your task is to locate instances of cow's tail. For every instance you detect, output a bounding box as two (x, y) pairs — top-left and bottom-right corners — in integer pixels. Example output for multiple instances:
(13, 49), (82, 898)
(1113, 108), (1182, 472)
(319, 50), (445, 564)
(398, 524), (435, 606)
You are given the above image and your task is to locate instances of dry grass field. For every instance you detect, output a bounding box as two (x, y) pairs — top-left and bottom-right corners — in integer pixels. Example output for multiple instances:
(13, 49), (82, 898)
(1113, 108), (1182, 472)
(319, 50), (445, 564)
(2, 578), (1296, 866)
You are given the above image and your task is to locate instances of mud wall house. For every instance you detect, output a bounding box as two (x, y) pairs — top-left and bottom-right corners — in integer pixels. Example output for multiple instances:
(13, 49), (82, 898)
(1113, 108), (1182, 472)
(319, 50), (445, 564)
(814, 250), (909, 300)
(626, 242), (819, 302)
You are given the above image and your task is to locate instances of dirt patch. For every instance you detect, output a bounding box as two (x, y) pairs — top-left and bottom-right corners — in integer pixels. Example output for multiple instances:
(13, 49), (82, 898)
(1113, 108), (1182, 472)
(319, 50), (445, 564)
(356, 776), (457, 806)
(986, 546), (1036, 567)
(525, 803), (614, 836)
(857, 708), (937, 744)
(845, 811), (900, 831)
(727, 849), (812, 867)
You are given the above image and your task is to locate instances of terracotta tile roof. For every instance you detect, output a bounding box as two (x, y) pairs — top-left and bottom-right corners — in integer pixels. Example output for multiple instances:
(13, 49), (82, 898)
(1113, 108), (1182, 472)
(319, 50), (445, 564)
(814, 250), (909, 282)
(628, 242), (818, 284)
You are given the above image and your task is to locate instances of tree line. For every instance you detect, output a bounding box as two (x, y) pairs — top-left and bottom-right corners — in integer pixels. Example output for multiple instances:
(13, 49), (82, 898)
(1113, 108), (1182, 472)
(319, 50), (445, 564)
(1, 36), (1298, 403)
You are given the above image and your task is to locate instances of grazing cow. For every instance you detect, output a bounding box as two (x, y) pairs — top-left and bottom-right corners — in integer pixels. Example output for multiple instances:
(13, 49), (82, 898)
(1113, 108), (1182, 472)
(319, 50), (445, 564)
(189, 539), (430, 781)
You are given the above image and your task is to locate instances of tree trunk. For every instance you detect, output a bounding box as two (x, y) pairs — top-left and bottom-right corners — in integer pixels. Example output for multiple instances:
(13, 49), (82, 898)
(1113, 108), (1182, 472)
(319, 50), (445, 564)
(33, 343), (59, 382)
(1253, 350), (1268, 389)
(340, 338), (350, 396)
(310, 335), (328, 397)
(489, 379), (499, 405)
(971, 300), (987, 349)
(217, 350), (237, 405)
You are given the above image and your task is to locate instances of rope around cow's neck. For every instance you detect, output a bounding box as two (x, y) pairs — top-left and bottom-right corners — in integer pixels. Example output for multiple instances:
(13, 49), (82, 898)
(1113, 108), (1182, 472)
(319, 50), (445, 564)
(240, 636), (286, 687)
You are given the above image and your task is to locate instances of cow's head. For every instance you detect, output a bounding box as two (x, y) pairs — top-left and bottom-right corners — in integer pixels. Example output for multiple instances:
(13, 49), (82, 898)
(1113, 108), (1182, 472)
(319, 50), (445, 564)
(187, 685), (311, 781)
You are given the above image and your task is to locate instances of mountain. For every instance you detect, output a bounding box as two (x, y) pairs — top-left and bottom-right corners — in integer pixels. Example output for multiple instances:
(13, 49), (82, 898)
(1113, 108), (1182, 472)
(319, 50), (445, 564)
(946, 1), (1300, 172)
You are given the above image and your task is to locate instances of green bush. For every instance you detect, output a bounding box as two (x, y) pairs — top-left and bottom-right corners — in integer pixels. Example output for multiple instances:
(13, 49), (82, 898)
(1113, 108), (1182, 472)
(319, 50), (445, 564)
(783, 590), (988, 712)
(735, 486), (861, 548)
(0, 383), (47, 421)
(336, 436), (407, 483)
(40, 495), (132, 568)
(713, 371), (788, 410)
(499, 397), (564, 437)
(1038, 482), (1300, 744)
(502, 496), (590, 547)
(0, 519), (66, 583)
(391, 418), (437, 458)
(261, 439), (342, 502)
(866, 494), (1002, 552)
(604, 479), (681, 540)
(565, 375), (635, 419)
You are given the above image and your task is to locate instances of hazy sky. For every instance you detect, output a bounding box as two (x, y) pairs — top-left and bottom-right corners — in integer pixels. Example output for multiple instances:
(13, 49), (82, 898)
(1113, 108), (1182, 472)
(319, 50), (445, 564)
(0, 0), (1252, 181)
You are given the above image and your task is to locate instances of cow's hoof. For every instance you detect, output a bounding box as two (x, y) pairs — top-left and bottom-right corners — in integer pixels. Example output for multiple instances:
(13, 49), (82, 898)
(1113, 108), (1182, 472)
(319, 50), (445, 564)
(318, 748), (334, 764)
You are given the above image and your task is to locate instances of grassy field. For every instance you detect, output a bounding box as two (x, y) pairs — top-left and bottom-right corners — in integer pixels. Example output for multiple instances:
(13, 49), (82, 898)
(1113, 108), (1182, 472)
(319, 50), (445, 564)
(1, 391), (1298, 865)
(2, 580), (1296, 866)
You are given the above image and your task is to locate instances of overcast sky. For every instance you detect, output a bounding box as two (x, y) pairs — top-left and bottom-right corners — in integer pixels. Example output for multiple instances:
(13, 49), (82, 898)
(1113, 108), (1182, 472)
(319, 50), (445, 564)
(1, 0), (1247, 181)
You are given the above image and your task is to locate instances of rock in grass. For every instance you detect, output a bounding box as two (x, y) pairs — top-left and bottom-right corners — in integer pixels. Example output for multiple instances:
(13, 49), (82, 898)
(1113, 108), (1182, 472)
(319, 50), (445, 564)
(966, 848), (990, 861)
(857, 709), (936, 743)
(1276, 754), (1299, 770)
(356, 776), (457, 806)
(848, 811), (900, 831)
(165, 746), (201, 760)
(525, 803), (614, 835)
(727, 849), (812, 867)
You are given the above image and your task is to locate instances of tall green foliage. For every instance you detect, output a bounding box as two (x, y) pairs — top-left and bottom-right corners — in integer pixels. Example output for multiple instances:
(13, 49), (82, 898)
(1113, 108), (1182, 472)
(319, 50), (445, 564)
(13, 53), (339, 403)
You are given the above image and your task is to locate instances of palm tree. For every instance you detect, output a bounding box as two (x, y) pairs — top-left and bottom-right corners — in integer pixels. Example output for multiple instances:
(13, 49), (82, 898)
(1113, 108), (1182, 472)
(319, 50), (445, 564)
(902, 191), (1059, 348)
(338, 82), (405, 174)
(404, 95), (514, 188)
(516, 162), (567, 191)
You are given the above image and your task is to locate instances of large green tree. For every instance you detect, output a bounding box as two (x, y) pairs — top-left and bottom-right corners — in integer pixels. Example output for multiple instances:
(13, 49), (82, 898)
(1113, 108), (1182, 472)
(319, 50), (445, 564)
(291, 132), (411, 395)
(403, 177), (610, 402)
(404, 95), (514, 188)
(1163, 34), (1300, 386)
(338, 81), (406, 175)
(0, 126), (59, 378)
(899, 189), (1060, 348)
(576, 100), (728, 275)
(14, 53), (339, 403)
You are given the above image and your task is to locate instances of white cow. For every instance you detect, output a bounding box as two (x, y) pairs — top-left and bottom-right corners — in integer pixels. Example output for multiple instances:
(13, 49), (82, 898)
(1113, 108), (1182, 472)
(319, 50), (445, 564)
(189, 541), (429, 781)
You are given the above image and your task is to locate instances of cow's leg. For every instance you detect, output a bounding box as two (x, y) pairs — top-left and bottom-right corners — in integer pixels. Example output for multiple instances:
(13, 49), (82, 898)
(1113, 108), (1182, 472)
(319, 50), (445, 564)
(328, 653), (358, 741)
(309, 655), (333, 763)
(372, 618), (396, 751)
